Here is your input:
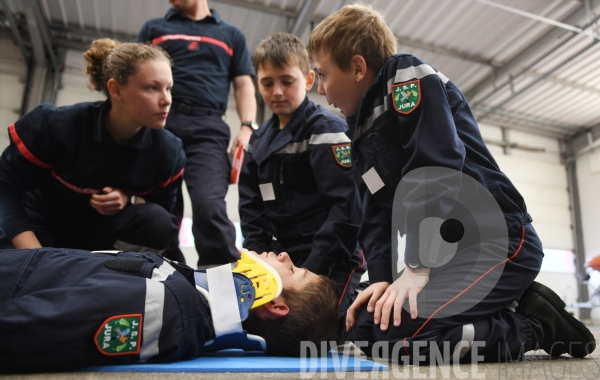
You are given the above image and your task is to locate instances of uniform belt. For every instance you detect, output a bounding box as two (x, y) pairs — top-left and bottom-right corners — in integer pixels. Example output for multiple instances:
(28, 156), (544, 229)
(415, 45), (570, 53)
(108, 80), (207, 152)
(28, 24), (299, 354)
(173, 102), (223, 117)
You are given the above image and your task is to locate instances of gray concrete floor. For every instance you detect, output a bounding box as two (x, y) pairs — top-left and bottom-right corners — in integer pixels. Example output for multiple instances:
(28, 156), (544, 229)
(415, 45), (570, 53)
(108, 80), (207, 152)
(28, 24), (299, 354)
(3, 327), (599, 380)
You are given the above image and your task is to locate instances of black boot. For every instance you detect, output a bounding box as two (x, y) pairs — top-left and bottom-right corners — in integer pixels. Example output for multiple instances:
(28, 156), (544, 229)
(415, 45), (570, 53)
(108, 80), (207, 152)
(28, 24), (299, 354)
(516, 281), (596, 358)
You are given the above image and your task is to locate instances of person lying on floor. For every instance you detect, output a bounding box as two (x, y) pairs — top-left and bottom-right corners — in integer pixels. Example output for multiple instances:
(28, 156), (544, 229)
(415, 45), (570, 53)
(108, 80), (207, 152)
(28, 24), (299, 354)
(0, 248), (338, 373)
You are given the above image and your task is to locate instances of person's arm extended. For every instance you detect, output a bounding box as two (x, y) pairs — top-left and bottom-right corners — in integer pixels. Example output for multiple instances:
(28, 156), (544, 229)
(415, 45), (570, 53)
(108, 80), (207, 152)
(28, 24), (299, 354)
(302, 124), (359, 275)
(11, 230), (42, 249)
(230, 75), (257, 156)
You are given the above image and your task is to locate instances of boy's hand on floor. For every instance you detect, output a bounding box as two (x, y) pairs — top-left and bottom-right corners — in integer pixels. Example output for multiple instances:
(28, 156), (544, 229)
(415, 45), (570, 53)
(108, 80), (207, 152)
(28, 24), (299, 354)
(345, 281), (390, 332)
(376, 267), (431, 331)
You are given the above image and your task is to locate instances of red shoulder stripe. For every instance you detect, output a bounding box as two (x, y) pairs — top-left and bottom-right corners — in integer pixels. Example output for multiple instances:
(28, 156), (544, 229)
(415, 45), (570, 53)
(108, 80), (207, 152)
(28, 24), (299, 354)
(159, 167), (184, 187)
(151, 34), (233, 56)
(9, 123), (52, 169)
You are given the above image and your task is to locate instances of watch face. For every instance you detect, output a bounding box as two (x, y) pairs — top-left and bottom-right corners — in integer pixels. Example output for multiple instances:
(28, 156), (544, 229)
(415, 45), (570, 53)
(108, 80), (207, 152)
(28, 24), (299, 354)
(243, 121), (259, 130)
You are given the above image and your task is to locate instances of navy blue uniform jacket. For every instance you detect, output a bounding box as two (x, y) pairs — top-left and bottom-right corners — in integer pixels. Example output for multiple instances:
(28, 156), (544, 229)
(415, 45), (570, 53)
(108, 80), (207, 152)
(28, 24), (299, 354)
(0, 248), (212, 372)
(0, 101), (185, 240)
(239, 98), (363, 279)
(346, 54), (531, 283)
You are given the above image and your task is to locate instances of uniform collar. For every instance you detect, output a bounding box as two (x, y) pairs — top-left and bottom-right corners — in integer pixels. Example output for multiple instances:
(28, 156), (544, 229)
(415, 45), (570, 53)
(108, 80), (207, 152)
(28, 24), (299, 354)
(251, 97), (311, 164)
(165, 7), (222, 23)
(93, 101), (153, 149)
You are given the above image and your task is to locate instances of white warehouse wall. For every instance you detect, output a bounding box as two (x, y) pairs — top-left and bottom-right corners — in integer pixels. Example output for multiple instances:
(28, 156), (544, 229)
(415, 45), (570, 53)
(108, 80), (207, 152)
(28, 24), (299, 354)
(0, 38), (26, 152)
(576, 150), (600, 322)
(478, 122), (582, 319)
(577, 150), (600, 261)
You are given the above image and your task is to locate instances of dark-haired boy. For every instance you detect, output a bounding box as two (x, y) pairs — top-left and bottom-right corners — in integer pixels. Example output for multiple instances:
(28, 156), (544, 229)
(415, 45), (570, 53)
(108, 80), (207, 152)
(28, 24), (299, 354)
(239, 32), (364, 316)
(308, 4), (595, 362)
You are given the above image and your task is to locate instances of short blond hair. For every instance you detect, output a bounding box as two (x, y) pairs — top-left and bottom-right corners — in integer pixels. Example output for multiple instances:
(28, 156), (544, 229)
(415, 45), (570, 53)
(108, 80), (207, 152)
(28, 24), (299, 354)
(308, 4), (397, 72)
(254, 32), (311, 76)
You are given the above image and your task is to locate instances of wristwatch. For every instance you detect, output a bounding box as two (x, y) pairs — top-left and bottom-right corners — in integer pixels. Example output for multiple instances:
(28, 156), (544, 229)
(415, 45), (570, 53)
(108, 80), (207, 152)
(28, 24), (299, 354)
(241, 121), (259, 131)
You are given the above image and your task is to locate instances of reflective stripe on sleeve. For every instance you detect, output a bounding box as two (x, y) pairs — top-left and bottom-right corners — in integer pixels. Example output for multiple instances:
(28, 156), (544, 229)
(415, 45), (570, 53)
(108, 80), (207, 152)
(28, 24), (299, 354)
(151, 261), (176, 282)
(356, 64), (450, 139)
(275, 132), (350, 154)
(139, 278), (165, 361)
(394, 64), (449, 85)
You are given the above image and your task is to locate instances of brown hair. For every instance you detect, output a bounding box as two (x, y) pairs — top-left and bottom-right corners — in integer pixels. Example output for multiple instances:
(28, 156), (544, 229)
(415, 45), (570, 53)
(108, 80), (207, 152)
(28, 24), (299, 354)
(254, 32), (311, 76)
(308, 3), (397, 73)
(83, 38), (171, 97)
(242, 275), (339, 356)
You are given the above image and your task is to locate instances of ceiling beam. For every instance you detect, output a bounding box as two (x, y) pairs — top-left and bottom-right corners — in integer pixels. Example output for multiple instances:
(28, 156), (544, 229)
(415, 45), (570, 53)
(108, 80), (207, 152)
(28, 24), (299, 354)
(475, 38), (600, 122)
(473, 0), (598, 40)
(48, 22), (136, 43)
(396, 36), (494, 67)
(476, 106), (585, 133)
(482, 119), (572, 140)
(526, 70), (600, 95)
(216, 0), (297, 18)
(23, 0), (48, 66)
(290, 0), (320, 36)
(465, 0), (600, 99)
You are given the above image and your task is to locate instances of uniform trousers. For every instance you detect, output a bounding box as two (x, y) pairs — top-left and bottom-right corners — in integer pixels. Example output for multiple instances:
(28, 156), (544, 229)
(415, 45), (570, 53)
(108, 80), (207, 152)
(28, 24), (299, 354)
(166, 104), (240, 265)
(340, 222), (544, 363)
(29, 203), (179, 253)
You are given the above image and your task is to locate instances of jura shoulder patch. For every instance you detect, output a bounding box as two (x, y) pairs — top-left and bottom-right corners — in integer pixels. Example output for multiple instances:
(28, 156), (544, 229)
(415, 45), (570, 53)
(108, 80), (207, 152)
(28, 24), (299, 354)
(332, 144), (352, 168)
(392, 80), (421, 115)
(95, 314), (142, 356)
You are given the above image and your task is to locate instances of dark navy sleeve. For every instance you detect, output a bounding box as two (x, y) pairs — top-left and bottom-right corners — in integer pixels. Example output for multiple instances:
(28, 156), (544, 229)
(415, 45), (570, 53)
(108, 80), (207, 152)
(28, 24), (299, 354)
(143, 138), (185, 215)
(356, 177), (394, 283)
(301, 122), (360, 275)
(228, 26), (254, 79)
(238, 142), (273, 253)
(390, 55), (466, 267)
(137, 20), (154, 42)
(0, 105), (59, 239)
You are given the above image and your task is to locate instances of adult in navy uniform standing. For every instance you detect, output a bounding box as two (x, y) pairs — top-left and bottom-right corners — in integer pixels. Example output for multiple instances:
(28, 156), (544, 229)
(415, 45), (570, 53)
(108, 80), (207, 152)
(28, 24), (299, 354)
(138, 0), (257, 265)
(0, 39), (184, 253)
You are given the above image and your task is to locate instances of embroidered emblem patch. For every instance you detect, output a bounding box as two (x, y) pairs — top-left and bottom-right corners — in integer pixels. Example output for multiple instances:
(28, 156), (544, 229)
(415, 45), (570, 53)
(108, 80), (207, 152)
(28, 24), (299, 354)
(94, 314), (142, 356)
(332, 144), (352, 168)
(392, 80), (421, 115)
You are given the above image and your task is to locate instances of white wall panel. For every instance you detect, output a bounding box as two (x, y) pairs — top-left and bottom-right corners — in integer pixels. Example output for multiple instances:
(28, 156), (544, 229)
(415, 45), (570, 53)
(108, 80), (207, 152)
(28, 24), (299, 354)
(576, 151), (600, 263)
(0, 38), (25, 152)
(56, 50), (106, 106)
(495, 154), (572, 251)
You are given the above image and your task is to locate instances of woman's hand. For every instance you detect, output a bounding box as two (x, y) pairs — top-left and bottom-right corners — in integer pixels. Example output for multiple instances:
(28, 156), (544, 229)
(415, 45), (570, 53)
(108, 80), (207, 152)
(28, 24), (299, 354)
(375, 267), (431, 331)
(345, 281), (390, 332)
(90, 187), (128, 216)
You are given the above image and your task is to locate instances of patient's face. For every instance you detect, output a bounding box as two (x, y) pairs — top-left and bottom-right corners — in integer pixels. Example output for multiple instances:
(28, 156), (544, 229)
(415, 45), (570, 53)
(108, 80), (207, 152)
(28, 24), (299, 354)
(253, 251), (319, 292)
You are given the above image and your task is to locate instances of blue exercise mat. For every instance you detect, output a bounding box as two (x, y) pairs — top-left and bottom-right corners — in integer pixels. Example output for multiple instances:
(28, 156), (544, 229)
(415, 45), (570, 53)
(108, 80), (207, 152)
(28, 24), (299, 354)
(84, 352), (388, 373)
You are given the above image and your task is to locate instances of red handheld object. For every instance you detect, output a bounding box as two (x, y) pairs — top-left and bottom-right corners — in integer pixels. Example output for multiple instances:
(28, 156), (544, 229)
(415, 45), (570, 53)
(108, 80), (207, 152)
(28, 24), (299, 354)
(230, 144), (245, 185)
